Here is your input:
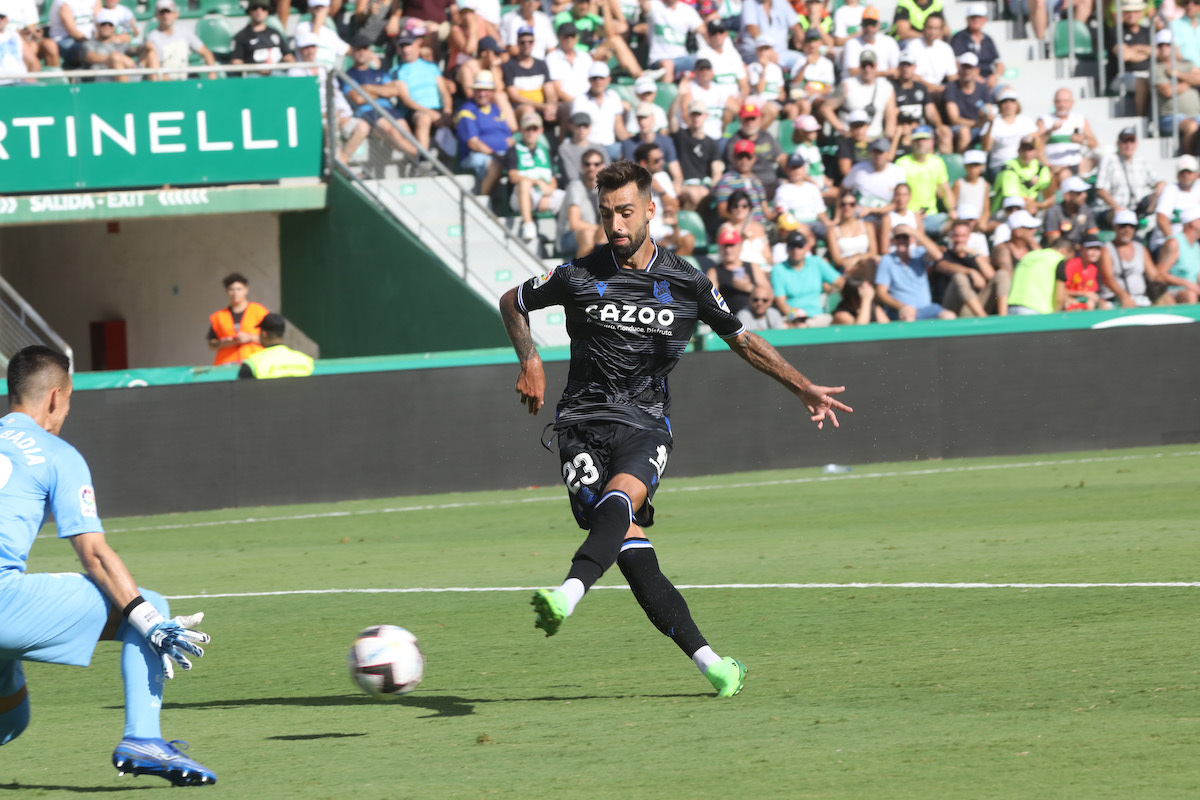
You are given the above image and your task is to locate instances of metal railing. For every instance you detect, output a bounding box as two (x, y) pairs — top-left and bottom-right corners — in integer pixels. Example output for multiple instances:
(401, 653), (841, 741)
(0, 61), (327, 83)
(0, 274), (74, 373)
(332, 68), (546, 284)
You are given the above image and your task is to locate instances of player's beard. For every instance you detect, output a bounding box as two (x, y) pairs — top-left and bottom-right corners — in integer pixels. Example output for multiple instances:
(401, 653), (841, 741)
(608, 219), (648, 261)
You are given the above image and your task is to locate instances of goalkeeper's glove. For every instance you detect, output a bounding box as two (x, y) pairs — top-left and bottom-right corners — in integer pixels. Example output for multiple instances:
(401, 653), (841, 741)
(124, 597), (211, 679)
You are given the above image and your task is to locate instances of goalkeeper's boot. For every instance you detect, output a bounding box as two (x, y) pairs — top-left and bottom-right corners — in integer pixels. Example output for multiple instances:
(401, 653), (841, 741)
(531, 589), (568, 637)
(113, 737), (217, 787)
(705, 657), (748, 698)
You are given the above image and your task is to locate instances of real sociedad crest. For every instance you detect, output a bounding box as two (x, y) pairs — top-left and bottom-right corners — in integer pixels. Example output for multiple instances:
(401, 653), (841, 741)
(653, 280), (673, 305)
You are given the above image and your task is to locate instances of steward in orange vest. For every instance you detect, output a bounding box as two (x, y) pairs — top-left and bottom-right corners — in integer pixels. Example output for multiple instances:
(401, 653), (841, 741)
(207, 273), (270, 365)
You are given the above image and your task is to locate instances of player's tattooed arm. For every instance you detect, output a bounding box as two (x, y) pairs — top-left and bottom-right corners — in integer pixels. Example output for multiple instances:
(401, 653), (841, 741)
(728, 331), (853, 430)
(500, 288), (546, 414)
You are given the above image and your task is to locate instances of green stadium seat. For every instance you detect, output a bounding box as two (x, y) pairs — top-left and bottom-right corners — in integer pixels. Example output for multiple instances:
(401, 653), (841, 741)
(777, 119), (795, 154)
(944, 153), (965, 186)
(677, 209), (708, 252)
(679, 254), (704, 271)
(652, 80), (677, 113)
(197, 15), (235, 58)
(612, 83), (638, 104)
(1053, 20), (1094, 59)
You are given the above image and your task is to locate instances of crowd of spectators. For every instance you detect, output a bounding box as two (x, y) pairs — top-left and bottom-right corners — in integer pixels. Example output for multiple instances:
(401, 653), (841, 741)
(4, 0), (1200, 323)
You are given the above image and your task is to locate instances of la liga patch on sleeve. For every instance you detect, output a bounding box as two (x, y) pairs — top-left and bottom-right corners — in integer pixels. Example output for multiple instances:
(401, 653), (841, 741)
(79, 485), (98, 518)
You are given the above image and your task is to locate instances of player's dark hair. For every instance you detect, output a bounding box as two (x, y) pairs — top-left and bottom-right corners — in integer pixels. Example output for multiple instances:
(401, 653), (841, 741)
(7, 345), (70, 407)
(596, 159), (652, 201)
(223, 272), (249, 289)
(1049, 236), (1075, 251)
(632, 141), (660, 166)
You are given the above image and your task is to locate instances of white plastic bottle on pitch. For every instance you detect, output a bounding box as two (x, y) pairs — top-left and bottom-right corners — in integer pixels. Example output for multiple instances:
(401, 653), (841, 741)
(823, 464), (851, 474)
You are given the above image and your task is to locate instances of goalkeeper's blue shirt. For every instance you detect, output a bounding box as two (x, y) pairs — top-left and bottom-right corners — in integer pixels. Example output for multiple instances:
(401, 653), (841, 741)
(0, 412), (104, 573)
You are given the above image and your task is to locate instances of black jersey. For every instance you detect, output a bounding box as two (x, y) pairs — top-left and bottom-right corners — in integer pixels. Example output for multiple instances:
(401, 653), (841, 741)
(517, 242), (746, 434)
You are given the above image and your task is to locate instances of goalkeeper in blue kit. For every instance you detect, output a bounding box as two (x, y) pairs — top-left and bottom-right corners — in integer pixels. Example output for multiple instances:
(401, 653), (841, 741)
(0, 346), (216, 787)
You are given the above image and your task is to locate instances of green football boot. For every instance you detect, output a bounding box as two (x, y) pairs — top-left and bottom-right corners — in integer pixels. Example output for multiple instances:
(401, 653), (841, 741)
(705, 657), (748, 697)
(531, 589), (568, 637)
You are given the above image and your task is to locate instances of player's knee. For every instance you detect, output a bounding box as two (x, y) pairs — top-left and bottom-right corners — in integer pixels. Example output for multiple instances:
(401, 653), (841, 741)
(0, 694), (30, 746)
(138, 588), (170, 618)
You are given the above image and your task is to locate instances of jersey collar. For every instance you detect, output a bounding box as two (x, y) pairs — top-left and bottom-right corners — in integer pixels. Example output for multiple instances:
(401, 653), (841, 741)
(609, 240), (659, 273)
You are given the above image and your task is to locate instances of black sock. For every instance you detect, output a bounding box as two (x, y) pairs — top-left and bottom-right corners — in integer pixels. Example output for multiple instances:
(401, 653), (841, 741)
(567, 490), (633, 591)
(617, 539), (707, 657)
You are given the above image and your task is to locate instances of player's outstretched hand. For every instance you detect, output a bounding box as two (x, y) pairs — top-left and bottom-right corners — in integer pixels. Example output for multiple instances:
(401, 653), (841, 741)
(516, 360), (546, 415)
(797, 384), (853, 430)
(127, 600), (212, 680)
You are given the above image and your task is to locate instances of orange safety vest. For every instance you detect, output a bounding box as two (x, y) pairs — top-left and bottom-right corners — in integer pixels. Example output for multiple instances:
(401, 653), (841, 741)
(210, 301), (269, 365)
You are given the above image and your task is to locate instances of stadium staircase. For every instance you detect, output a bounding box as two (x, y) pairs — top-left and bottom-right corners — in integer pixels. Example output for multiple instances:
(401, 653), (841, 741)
(0, 274), (73, 372)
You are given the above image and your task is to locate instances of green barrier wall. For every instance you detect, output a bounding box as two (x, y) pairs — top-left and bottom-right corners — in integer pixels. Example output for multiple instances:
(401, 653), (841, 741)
(278, 173), (510, 358)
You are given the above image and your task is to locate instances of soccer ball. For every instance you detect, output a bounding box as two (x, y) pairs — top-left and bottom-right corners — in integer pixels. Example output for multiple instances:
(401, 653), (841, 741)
(347, 625), (424, 699)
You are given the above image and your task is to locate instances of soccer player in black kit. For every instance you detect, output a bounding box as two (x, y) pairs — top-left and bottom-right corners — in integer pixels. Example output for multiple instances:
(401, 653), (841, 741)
(499, 160), (852, 697)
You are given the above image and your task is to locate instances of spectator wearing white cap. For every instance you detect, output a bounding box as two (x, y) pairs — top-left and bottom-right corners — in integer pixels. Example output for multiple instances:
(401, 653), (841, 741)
(835, 108), (873, 177)
(1008, 235), (1075, 316)
(992, 208), (1040, 274)
(455, 70), (516, 194)
(844, 136), (907, 215)
(904, 13), (957, 96)
(0, 5), (35, 80)
(1095, 128), (1164, 225)
(624, 74), (669, 135)
(147, 0), (215, 80)
(1155, 203), (1200, 304)
(841, 7), (901, 79)
(943, 51), (994, 153)
(952, 148), (991, 230)
(980, 86), (1037, 173)
(570, 60), (628, 159)
(1107, 0), (1152, 117)
(950, 3), (1004, 88)
(738, 0), (803, 71)
(1154, 155), (1200, 250)
(748, 35), (787, 126)
(1153, 28), (1200, 151)
(292, 0), (349, 69)
(891, 50), (946, 149)
(1043, 175), (1098, 246)
(676, 58), (741, 140)
(643, 0), (706, 83)
(501, 0), (555, 59)
(504, 25), (561, 124)
(546, 21), (594, 107)
(80, 7), (135, 79)
(1036, 88), (1098, 182)
(672, 99), (725, 209)
(1100, 209), (1162, 307)
(508, 110), (565, 243)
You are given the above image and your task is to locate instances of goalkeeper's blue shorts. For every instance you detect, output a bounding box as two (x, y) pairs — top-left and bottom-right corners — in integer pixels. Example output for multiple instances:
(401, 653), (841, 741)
(0, 569), (111, 668)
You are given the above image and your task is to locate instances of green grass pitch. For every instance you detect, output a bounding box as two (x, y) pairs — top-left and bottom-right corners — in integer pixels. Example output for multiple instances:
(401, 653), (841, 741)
(4, 445), (1199, 798)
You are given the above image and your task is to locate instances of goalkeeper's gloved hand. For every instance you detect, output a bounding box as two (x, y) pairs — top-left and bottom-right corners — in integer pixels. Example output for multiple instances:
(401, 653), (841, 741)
(124, 597), (211, 679)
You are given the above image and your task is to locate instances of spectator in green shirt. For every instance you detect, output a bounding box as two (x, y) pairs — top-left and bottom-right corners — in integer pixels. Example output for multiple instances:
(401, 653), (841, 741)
(894, 126), (952, 236)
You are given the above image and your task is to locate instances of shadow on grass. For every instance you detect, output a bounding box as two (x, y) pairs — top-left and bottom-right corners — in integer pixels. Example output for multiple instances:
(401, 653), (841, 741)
(0, 784), (154, 793)
(148, 691), (712, 719)
(266, 732), (368, 741)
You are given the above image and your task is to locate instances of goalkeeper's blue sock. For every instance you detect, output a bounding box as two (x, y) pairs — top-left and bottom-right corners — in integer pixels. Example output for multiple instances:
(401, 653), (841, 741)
(117, 588), (167, 739)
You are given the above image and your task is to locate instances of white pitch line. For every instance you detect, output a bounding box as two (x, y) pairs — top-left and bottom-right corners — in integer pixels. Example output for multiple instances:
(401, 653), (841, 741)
(106, 449), (1200, 536)
(164, 582), (1200, 600)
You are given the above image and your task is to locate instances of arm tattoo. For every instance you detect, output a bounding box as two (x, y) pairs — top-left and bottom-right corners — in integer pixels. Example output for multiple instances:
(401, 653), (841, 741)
(500, 291), (540, 363)
(728, 331), (811, 395)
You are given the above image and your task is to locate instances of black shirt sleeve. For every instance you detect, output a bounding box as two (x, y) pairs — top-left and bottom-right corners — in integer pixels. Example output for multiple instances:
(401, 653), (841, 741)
(518, 265), (572, 313)
(693, 270), (746, 339)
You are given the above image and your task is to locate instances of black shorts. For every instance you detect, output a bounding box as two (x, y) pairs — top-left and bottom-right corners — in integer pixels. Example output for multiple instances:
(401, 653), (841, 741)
(557, 421), (672, 530)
